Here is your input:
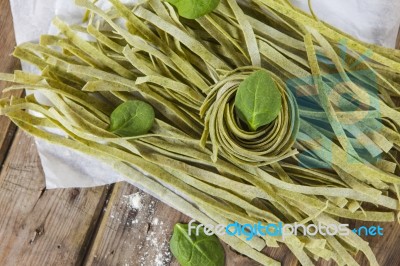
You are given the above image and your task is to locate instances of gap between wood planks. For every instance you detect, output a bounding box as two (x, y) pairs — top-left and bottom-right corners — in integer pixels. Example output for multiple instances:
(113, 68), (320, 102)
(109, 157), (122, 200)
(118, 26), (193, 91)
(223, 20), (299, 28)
(0, 130), (112, 265)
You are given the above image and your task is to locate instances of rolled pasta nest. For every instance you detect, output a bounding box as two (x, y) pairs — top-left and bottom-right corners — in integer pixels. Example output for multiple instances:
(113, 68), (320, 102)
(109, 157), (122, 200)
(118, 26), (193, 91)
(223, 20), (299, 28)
(201, 66), (299, 166)
(1, 0), (400, 265)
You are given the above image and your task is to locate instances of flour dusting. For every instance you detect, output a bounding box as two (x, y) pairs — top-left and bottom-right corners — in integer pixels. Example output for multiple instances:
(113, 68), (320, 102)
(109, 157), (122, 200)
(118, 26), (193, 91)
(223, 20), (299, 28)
(124, 192), (143, 210)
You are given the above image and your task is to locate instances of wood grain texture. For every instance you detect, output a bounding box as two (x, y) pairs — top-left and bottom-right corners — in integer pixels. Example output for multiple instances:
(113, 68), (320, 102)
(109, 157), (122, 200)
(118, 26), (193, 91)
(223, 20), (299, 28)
(74, 157), (318, 264)
(0, 130), (111, 265)
(84, 182), (179, 266)
(84, 182), (265, 266)
(0, 0), (22, 166)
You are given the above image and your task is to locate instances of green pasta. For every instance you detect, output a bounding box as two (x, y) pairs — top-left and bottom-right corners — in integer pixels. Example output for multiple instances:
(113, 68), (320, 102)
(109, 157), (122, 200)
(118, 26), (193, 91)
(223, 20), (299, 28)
(1, 0), (400, 265)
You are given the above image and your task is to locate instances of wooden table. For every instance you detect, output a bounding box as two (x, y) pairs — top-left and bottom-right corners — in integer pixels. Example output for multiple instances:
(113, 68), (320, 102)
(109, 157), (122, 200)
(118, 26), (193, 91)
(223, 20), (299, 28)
(1, 1), (400, 265)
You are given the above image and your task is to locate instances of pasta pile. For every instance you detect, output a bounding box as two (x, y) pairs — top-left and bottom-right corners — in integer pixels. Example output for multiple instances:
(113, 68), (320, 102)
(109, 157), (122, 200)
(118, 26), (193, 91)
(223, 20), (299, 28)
(1, 0), (400, 265)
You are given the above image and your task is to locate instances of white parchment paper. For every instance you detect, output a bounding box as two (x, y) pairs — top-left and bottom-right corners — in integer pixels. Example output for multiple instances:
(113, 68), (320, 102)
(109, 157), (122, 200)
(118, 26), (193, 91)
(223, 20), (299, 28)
(8, 0), (400, 189)
(291, 0), (400, 48)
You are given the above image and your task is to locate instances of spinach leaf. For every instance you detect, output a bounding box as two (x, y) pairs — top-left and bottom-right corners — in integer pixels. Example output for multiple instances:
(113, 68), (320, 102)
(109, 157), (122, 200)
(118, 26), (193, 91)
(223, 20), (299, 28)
(170, 223), (225, 266)
(109, 100), (155, 137)
(234, 70), (282, 131)
(166, 0), (220, 19)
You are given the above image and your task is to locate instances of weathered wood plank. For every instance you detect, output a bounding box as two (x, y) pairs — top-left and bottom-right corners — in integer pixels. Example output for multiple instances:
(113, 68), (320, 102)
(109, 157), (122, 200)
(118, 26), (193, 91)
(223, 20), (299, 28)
(0, 0), (23, 166)
(84, 182), (179, 266)
(83, 182), (269, 266)
(0, 130), (111, 265)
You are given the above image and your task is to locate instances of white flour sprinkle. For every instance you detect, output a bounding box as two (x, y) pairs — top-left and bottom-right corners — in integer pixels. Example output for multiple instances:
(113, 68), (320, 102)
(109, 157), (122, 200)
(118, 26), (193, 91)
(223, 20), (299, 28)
(124, 192), (143, 210)
(139, 219), (172, 266)
(152, 218), (159, 225)
(108, 192), (171, 266)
